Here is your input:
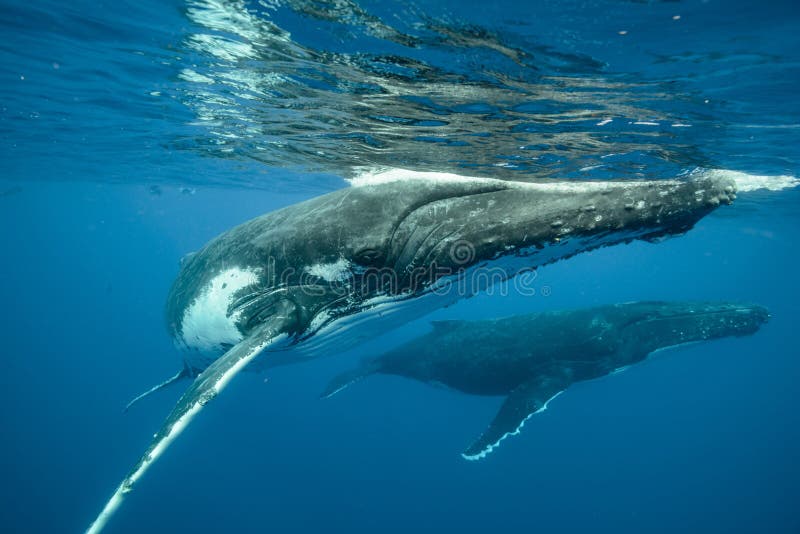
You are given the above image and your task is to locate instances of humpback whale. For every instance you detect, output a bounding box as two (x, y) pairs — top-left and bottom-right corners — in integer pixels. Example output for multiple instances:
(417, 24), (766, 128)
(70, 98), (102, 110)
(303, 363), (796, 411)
(87, 169), (737, 532)
(322, 301), (770, 460)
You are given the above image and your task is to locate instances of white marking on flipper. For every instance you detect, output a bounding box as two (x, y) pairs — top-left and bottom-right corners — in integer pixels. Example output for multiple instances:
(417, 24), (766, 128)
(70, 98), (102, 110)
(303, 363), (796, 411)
(87, 400), (208, 534)
(124, 368), (188, 412)
(86, 328), (288, 534)
(321, 381), (355, 399)
(461, 391), (564, 462)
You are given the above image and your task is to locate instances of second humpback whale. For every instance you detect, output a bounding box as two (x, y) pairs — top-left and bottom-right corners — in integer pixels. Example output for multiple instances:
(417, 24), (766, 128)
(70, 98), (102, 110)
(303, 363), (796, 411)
(87, 169), (737, 532)
(322, 301), (769, 459)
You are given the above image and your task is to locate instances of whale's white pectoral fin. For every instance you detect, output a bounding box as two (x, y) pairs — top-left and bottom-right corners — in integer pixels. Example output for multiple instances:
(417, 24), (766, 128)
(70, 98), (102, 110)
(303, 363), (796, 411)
(461, 374), (570, 461)
(86, 323), (288, 534)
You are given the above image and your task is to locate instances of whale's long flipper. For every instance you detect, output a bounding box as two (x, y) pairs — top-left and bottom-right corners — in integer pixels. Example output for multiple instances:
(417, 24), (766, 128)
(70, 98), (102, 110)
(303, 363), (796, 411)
(123, 367), (192, 413)
(319, 359), (381, 399)
(86, 322), (289, 534)
(461, 373), (571, 461)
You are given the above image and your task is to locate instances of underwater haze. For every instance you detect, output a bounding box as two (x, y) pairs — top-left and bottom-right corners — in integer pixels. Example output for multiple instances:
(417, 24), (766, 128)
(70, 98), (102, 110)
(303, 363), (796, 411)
(1, 0), (799, 533)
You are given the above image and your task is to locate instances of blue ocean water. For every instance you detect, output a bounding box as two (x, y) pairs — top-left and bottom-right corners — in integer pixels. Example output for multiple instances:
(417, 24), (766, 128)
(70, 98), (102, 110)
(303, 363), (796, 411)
(1, 0), (799, 532)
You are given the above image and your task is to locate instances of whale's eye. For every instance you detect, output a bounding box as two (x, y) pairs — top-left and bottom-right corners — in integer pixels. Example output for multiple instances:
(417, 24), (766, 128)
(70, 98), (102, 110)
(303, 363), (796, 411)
(355, 248), (383, 266)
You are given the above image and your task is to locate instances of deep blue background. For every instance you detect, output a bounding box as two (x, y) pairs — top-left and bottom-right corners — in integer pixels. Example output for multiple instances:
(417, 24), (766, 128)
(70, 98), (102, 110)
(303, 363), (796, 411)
(1, 0), (799, 532)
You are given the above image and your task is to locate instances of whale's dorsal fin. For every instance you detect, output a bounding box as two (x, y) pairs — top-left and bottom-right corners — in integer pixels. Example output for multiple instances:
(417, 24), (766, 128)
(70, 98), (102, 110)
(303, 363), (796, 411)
(461, 372), (571, 461)
(87, 320), (289, 534)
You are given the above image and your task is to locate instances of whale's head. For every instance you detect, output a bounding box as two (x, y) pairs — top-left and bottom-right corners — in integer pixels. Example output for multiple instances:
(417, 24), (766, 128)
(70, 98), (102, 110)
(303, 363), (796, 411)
(615, 301), (770, 357)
